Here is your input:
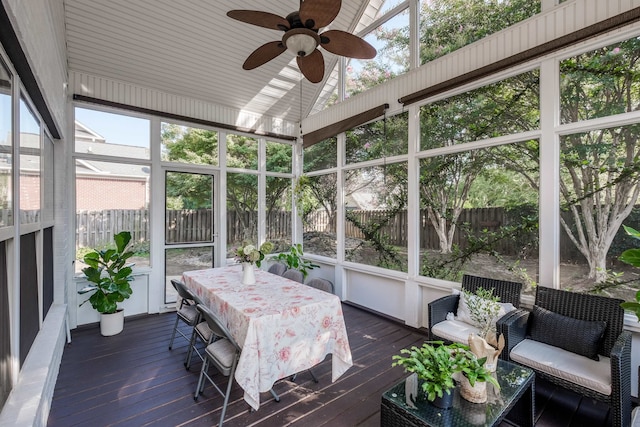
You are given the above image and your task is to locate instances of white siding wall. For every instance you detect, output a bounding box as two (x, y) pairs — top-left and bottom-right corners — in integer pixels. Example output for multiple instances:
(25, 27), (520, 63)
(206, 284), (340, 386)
(69, 71), (299, 138)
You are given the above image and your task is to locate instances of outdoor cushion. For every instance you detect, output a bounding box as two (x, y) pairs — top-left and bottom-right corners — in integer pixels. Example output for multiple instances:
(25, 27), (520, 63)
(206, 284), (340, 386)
(511, 338), (611, 395)
(528, 305), (606, 361)
(431, 319), (481, 344)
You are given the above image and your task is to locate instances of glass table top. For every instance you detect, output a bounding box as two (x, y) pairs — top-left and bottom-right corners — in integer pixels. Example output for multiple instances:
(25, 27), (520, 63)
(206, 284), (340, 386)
(382, 359), (534, 427)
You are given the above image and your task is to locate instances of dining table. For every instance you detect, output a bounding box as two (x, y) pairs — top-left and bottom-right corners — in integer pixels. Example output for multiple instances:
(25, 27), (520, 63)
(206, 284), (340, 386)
(181, 264), (353, 410)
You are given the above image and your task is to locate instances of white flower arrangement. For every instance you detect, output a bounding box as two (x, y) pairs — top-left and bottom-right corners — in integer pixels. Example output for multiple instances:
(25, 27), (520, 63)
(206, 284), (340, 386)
(234, 241), (274, 267)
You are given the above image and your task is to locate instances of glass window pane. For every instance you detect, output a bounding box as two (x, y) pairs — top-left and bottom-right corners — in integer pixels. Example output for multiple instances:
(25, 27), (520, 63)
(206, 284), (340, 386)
(345, 163), (408, 272)
(226, 134), (258, 170)
(380, 0), (405, 15)
(560, 37), (640, 124)
(346, 112), (408, 164)
(42, 134), (54, 222)
(165, 171), (213, 244)
(303, 137), (337, 172)
(420, 70), (539, 151)
(266, 176), (292, 253)
(419, 142), (539, 294)
(0, 61), (12, 228)
(559, 124), (640, 302)
(165, 247), (213, 303)
(420, 0), (540, 66)
(75, 160), (150, 273)
(302, 173), (337, 257)
(19, 100), (40, 224)
(74, 108), (150, 159)
(226, 172), (258, 254)
(161, 122), (218, 166)
(346, 9), (409, 97)
(266, 141), (292, 173)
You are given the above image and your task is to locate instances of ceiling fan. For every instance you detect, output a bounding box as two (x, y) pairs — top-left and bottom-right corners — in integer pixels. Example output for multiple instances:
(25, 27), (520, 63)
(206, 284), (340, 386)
(227, 0), (376, 83)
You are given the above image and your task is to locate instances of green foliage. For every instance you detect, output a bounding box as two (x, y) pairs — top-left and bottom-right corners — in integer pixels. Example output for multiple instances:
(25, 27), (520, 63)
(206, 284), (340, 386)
(462, 288), (501, 339)
(392, 341), (461, 402)
(419, 0), (539, 64)
(455, 351), (501, 389)
(78, 231), (135, 314)
(392, 341), (500, 401)
(618, 225), (640, 321)
(275, 243), (319, 280)
(420, 214), (538, 286)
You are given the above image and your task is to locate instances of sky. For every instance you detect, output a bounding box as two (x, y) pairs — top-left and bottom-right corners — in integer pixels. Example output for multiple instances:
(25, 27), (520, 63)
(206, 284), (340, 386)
(75, 107), (150, 148)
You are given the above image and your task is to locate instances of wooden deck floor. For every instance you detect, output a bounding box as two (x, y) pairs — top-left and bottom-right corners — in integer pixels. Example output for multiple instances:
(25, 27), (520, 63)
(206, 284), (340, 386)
(48, 303), (613, 427)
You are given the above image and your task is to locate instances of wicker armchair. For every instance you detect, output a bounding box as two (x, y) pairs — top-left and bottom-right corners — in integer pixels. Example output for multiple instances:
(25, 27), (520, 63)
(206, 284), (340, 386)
(499, 287), (632, 427)
(428, 274), (523, 355)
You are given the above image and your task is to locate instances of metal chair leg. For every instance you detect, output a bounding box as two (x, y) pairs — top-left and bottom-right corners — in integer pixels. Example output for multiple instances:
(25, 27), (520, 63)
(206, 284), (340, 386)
(168, 315), (179, 349)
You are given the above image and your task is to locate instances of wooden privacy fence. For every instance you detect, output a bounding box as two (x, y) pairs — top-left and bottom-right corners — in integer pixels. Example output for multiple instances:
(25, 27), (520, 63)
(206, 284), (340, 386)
(76, 209), (293, 248)
(77, 210), (150, 248)
(79, 207), (626, 262)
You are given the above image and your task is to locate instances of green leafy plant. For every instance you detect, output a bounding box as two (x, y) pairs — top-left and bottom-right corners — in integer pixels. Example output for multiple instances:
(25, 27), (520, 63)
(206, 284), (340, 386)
(453, 348), (501, 389)
(392, 341), (500, 402)
(618, 225), (640, 321)
(78, 231), (135, 314)
(275, 243), (319, 279)
(392, 341), (461, 402)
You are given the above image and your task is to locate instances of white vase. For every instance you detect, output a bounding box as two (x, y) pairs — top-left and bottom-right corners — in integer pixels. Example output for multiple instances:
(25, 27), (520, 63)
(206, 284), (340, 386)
(242, 262), (256, 285)
(100, 309), (124, 336)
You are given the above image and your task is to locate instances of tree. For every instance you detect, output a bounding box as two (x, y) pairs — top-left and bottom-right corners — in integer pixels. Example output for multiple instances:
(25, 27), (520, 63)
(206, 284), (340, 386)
(419, 71), (539, 253)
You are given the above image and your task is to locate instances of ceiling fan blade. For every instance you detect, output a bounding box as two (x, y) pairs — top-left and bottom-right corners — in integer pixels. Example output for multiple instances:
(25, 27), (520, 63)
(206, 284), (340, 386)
(297, 50), (325, 83)
(320, 30), (376, 59)
(227, 10), (290, 31)
(243, 41), (287, 70)
(299, 0), (341, 29)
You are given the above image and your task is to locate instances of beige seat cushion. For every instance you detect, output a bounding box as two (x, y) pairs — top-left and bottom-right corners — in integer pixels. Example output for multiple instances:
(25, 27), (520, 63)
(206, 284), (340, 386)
(511, 338), (611, 395)
(431, 319), (481, 345)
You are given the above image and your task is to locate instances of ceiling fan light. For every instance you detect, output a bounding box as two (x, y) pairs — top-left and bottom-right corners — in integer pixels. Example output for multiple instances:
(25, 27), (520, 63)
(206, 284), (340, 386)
(285, 33), (317, 57)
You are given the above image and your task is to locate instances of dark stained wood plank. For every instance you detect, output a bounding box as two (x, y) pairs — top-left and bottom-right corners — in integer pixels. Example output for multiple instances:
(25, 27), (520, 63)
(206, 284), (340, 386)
(48, 303), (619, 427)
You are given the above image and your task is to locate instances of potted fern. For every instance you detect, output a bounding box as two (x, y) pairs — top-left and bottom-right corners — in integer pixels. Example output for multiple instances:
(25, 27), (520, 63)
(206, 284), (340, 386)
(78, 231), (135, 336)
(392, 341), (461, 409)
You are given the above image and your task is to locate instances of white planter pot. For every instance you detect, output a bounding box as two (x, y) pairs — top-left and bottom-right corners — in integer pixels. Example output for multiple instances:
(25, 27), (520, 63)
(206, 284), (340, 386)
(100, 309), (124, 336)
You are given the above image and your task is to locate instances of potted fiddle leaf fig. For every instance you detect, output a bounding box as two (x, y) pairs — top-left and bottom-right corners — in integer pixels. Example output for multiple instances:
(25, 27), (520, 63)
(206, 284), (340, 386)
(78, 231), (135, 336)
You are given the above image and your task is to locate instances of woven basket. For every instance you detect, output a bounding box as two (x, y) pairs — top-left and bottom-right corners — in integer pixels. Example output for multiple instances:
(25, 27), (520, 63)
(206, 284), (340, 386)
(459, 375), (487, 403)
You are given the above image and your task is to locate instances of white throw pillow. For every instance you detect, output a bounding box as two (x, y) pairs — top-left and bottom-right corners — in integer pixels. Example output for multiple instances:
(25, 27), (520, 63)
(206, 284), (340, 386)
(455, 289), (515, 328)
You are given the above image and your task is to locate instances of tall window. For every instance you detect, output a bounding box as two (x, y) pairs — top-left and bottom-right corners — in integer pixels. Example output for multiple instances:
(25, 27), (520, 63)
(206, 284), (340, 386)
(161, 122), (218, 166)
(74, 107), (151, 273)
(557, 36), (640, 301)
(266, 138), (293, 252)
(419, 0), (540, 65)
(419, 144), (539, 289)
(19, 99), (40, 224)
(0, 60), (11, 228)
(346, 8), (410, 97)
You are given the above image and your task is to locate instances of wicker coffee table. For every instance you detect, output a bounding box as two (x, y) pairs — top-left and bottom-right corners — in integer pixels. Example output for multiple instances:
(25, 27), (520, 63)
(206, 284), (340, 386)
(381, 359), (534, 427)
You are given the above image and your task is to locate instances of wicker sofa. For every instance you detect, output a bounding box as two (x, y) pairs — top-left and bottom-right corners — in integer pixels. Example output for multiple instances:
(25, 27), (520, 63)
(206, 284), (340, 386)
(499, 286), (632, 427)
(428, 274), (523, 357)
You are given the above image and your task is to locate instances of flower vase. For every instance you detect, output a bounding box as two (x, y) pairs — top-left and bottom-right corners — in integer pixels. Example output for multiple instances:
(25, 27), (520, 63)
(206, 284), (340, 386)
(242, 262), (256, 285)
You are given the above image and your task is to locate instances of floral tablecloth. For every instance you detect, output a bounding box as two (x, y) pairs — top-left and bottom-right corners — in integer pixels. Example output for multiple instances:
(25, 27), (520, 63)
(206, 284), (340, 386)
(182, 265), (353, 410)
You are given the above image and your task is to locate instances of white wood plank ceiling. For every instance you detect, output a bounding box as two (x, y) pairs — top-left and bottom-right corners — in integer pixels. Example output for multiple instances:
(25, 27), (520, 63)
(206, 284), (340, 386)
(63, 0), (378, 125)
